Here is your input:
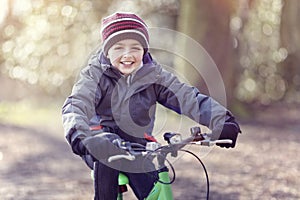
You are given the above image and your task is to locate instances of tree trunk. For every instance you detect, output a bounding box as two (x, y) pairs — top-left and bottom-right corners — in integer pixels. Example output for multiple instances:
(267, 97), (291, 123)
(280, 0), (300, 101)
(176, 0), (236, 107)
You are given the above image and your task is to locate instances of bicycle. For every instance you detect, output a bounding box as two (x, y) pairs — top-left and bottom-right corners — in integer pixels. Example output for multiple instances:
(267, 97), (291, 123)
(104, 127), (233, 200)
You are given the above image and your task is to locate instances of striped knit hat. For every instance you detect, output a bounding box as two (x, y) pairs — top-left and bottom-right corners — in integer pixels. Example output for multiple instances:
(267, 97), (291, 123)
(101, 12), (149, 56)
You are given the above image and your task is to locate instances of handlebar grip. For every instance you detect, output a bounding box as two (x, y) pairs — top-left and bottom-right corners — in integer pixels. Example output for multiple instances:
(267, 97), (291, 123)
(193, 139), (232, 146)
(205, 139), (232, 146)
(108, 153), (135, 162)
(214, 139), (232, 144)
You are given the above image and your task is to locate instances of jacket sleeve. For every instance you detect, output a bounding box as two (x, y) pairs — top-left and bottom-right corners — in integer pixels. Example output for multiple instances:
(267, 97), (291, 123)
(155, 67), (233, 130)
(62, 53), (103, 152)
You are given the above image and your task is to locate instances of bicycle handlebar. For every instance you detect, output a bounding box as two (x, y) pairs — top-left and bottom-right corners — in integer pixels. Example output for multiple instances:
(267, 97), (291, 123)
(107, 127), (232, 162)
(106, 127), (229, 200)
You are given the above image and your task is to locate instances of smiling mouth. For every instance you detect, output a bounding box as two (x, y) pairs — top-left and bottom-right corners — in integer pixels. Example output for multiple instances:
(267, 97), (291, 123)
(121, 61), (134, 65)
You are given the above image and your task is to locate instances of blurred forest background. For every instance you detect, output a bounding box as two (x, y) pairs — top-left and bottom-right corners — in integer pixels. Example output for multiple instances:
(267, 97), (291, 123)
(1, 1), (300, 199)
(0, 0), (299, 120)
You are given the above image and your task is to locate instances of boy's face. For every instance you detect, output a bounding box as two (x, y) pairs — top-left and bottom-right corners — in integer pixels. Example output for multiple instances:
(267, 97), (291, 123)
(107, 39), (144, 75)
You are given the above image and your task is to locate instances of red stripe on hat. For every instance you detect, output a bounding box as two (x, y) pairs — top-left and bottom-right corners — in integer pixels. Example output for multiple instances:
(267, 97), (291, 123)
(102, 13), (147, 27)
(102, 21), (148, 41)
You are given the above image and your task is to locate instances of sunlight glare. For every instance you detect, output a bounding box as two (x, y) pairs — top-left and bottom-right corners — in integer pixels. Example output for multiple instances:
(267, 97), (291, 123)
(230, 16), (242, 31)
(2, 40), (14, 54)
(61, 5), (73, 17)
(245, 78), (256, 92)
(4, 25), (16, 37)
(47, 4), (59, 16)
(11, 66), (25, 79)
(13, 0), (32, 16)
(262, 23), (273, 36)
(0, 0), (8, 25)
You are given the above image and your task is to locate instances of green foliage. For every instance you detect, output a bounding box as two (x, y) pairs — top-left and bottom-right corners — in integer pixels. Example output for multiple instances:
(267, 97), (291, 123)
(1, 1), (101, 97)
(0, 0), (179, 100)
(0, 0), (299, 107)
(234, 0), (300, 105)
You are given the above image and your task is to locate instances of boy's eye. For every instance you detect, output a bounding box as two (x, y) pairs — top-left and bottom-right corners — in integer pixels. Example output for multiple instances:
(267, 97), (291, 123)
(113, 46), (123, 50)
(111, 45), (143, 52)
(132, 47), (142, 50)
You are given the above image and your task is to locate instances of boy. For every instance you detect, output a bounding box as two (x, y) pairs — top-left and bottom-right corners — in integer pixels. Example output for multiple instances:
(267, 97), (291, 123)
(62, 12), (241, 200)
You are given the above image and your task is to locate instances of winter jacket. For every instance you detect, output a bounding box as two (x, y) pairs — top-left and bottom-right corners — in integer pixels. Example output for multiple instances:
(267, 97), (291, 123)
(62, 50), (234, 154)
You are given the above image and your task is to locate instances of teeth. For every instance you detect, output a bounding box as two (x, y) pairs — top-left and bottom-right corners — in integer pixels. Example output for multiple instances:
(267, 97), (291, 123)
(122, 61), (133, 65)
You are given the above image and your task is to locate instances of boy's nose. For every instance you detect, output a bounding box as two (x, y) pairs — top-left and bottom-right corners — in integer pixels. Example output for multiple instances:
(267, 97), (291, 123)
(122, 52), (133, 58)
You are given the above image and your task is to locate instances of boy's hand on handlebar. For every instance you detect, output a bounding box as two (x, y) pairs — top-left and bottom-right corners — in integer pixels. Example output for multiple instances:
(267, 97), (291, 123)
(215, 121), (241, 148)
(81, 133), (126, 160)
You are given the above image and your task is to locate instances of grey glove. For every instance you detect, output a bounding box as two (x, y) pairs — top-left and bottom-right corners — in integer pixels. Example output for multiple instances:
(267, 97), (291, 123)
(81, 132), (126, 160)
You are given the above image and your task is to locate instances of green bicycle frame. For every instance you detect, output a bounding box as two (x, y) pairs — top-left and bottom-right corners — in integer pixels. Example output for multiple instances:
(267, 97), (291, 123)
(117, 173), (129, 200)
(145, 171), (174, 200)
(117, 170), (174, 200)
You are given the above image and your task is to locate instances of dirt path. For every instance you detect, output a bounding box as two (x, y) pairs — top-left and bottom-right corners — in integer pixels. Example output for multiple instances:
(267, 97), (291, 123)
(0, 123), (93, 200)
(0, 107), (299, 199)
